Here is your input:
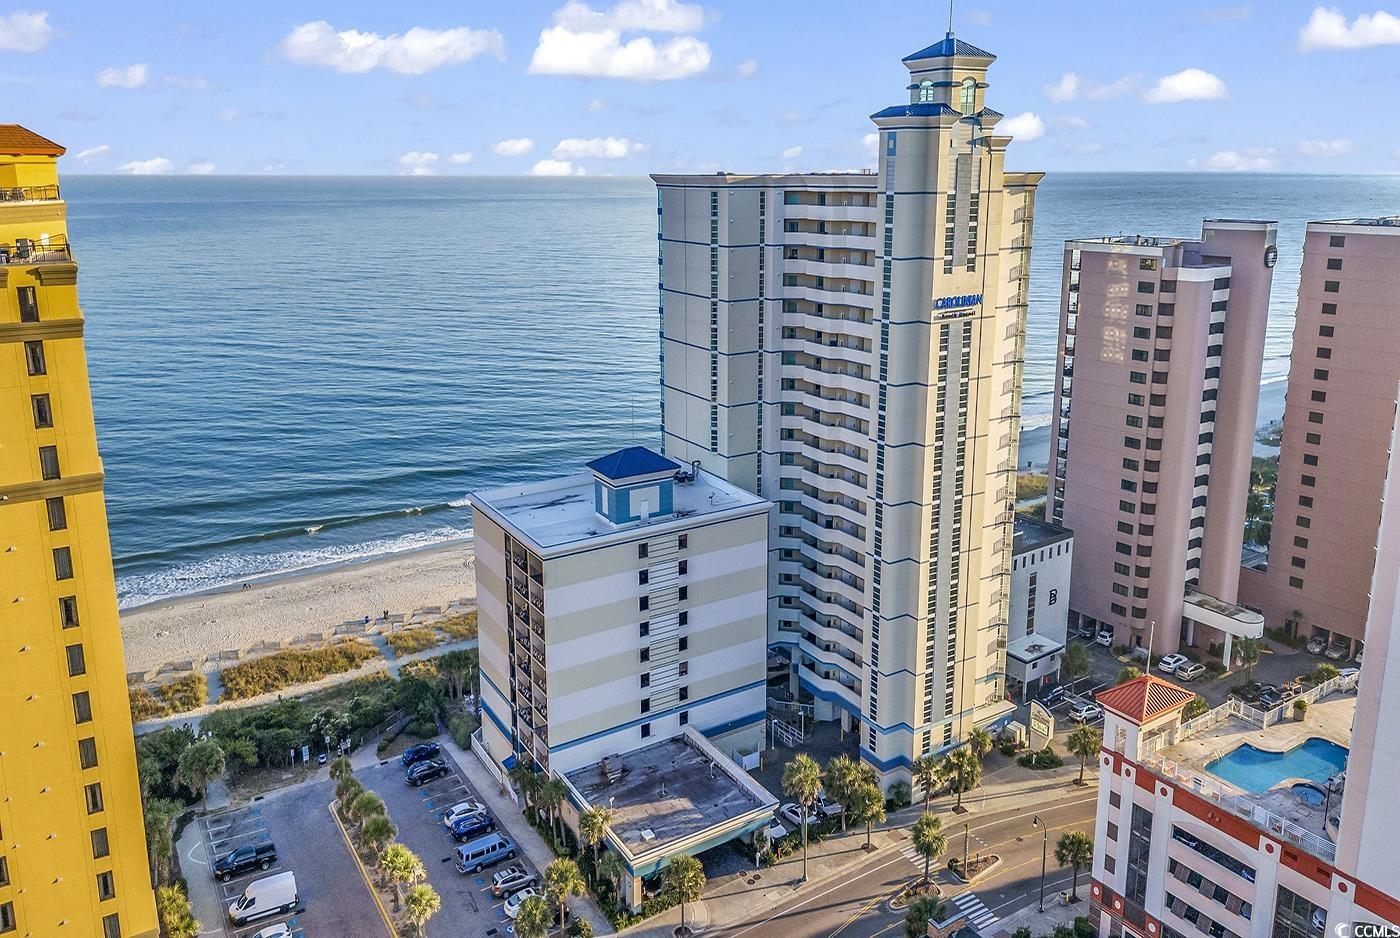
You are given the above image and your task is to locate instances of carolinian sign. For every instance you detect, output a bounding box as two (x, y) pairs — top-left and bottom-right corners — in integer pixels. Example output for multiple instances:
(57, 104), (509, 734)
(933, 293), (983, 311)
(1028, 700), (1055, 751)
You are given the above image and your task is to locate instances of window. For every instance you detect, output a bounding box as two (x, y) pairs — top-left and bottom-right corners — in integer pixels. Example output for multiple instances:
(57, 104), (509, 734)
(1119, 500), (1135, 513)
(1305, 432), (1321, 445)
(1308, 411), (1324, 423)
(679, 686), (689, 702)
(1122, 458), (1139, 471)
(102, 914), (121, 938)
(678, 586), (688, 601)
(66, 643), (86, 677)
(85, 781), (104, 814)
(1131, 349), (1148, 362)
(959, 77), (976, 115)
(1330, 235), (1346, 248)
(47, 496), (67, 531)
(1292, 556), (1306, 569)
(1124, 437), (1141, 450)
(1294, 536), (1309, 549)
(1314, 368), (1328, 381)
(1298, 515), (1311, 528)
(1126, 415), (1142, 428)
(91, 827), (110, 859)
(1290, 576), (1304, 589)
(678, 611), (688, 626)
(1324, 280), (1340, 293)
(1133, 327), (1150, 339)
(1134, 304), (1153, 317)
(679, 636), (689, 651)
(61, 596), (80, 628)
(1303, 453), (1319, 466)
(1114, 562), (1130, 576)
(1322, 302), (1337, 315)
(640, 647), (650, 663)
(638, 543), (648, 559)
(678, 559), (688, 575)
(1327, 257), (1342, 270)
(1136, 281), (1155, 294)
(641, 722), (652, 738)
(31, 393), (52, 428)
(679, 660), (689, 676)
(1127, 394), (1144, 406)
(1129, 371), (1146, 385)
(638, 570), (649, 585)
(0, 902), (13, 934)
(73, 691), (92, 723)
(24, 340), (44, 375)
(1107, 821), (1119, 841)
(679, 710), (689, 726)
(1117, 521), (1133, 535)
(639, 596), (649, 611)
(1319, 324), (1334, 337)
(639, 620), (650, 637)
(1299, 495), (1314, 507)
(1109, 790), (1121, 808)
(16, 285), (38, 322)
(39, 445), (60, 480)
(918, 79), (935, 103)
(678, 534), (688, 550)
(79, 737), (99, 769)
(1121, 479), (1137, 492)
(0, 858), (7, 888)
(54, 546), (73, 580)
(97, 869), (115, 901)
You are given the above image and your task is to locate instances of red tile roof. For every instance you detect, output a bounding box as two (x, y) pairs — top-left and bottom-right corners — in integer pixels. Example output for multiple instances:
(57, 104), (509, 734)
(0, 125), (63, 157)
(1096, 674), (1197, 725)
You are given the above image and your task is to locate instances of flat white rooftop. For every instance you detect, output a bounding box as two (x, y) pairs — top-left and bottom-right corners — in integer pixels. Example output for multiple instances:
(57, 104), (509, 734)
(471, 467), (767, 553)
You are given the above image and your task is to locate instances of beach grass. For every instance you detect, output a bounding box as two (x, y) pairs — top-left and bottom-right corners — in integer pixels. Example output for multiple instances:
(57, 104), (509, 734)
(437, 610), (478, 641)
(220, 639), (381, 700)
(1016, 471), (1049, 500)
(384, 628), (442, 657)
(129, 672), (209, 720)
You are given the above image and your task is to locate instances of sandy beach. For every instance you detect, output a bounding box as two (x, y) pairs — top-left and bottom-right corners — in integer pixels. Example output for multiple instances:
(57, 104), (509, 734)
(120, 541), (476, 673)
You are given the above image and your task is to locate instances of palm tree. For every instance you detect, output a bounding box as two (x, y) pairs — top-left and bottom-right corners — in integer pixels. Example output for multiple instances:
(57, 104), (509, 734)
(536, 777), (568, 843)
(544, 858), (586, 933)
(1066, 724), (1104, 786)
(349, 790), (386, 830)
(781, 753), (823, 881)
(438, 648), (478, 699)
(514, 895), (554, 938)
(154, 883), (201, 938)
(942, 748), (980, 811)
(823, 754), (862, 832)
(664, 854), (707, 936)
(911, 812), (947, 886)
(967, 727), (994, 762)
(404, 883), (441, 937)
(144, 797), (183, 885)
(379, 843), (425, 912)
(597, 850), (626, 901)
(1235, 637), (1262, 685)
(847, 781), (886, 851)
(579, 805), (616, 876)
(328, 755), (352, 783)
(1055, 831), (1094, 901)
(1061, 641), (1091, 692)
(911, 753), (944, 812)
(175, 738), (226, 810)
(509, 762), (539, 819)
(360, 814), (396, 859)
(336, 775), (365, 817)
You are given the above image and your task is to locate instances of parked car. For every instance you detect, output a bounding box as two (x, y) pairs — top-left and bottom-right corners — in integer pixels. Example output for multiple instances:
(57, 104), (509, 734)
(1258, 687), (1283, 708)
(1354, 645), (1364, 664)
(228, 872), (298, 927)
(1077, 621), (1097, 640)
(250, 925), (292, 938)
(1039, 684), (1067, 704)
(455, 833), (516, 874)
(1156, 653), (1189, 674)
(779, 803), (819, 827)
(1175, 662), (1207, 682)
(814, 795), (843, 818)
(213, 842), (278, 882)
(491, 864), (539, 898)
(1339, 667), (1360, 681)
(1096, 628), (1114, 647)
(504, 886), (540, 919)
(442, 800), (488, 829)
(1326, 641), (1349, 661)
(762, 819), (788, 843)
(450, 813), (497, 842)
(406, 759), (449, 787)
(1067, 700), (1102, 722)
(1306, 635), (1328, 655)
(401, 742), (441, 767)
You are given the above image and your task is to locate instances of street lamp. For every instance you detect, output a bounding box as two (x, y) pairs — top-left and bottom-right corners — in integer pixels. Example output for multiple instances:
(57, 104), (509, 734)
(1032, 814), (1048, 913)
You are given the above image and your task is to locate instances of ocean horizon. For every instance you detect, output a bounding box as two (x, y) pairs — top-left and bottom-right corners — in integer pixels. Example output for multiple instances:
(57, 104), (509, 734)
(66, 172), (1400, 606)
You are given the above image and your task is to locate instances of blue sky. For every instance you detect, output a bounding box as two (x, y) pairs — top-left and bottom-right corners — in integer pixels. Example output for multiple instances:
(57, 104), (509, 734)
(6, 0), (1400, 176)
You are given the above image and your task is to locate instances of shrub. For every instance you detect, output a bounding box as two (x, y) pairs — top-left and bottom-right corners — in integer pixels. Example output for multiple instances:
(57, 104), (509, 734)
(439, 611), (479, 642)
(998, 738), (1021, 757)
(1017, 746), (1063, 770)
(1182, 696), (1208, 721)
(1013, 929), (1033, 938)
(129, 673), (209, 720)
(385, 628), (441, 657)
(447, 711), (478, 749)
(1293, 698), (1309, 716)
(1016, 472), (1049, 499)
(1112, 643), (1129, 657)
(1312, 663), (1340, 684)
(886, 780), (912, 809)
(220, 640), (381, 700)
(1074, 915), (1096, 938)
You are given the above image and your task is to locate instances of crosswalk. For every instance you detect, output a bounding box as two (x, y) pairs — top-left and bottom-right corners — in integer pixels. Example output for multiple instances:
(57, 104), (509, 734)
(948, 890), (999, 933)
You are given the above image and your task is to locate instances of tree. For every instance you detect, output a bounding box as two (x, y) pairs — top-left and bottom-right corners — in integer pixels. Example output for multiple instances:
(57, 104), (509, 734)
(579, 805), (616, 875)
(1061, 642), (1091, 691)
(380, 843), (425, 912)
(155, 883), (201, 938)
(349, 789), (386, 830)
(361, 814), (397, 857)
(544, 858), (586, 932)
(311, 708), (352, 756)
(904, 895), (947, 938)
(967, 727), (994, 762)
(1313, 662), (1340, 684)
(1183, 696), (1208, 721)
(1235, 637), (1262, 684)
(144, 797), (183, 885)
(781, 753), (823, 881)
(911, 812), (947, 885)
(175, 738), (226, 810)
(404, 883), (442, 937)
(1055, 831), (1094, 901)
(536, 776), (568, 843)
(942, 747), (981, 810)
(439, 648), (479, 700)
(509, 762), (540, 820)
(1117, 665), (1142, 685)
(664, 854), (707, 935)
(221, 734), (258, 772)
(328, 755), (353, 783)
(598, 850), (626, 900)
(514, 895), (554, 938)
(823, 754), (862, 832)
(911, 754), (944, 812)
(336, 775), (365, 817)
(847, 781), (886, 851)
(1066, 724), (1103, 786)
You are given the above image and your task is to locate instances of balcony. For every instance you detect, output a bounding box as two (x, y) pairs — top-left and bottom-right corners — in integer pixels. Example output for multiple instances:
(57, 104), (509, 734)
(0, 184), (60, 205)
(1, 234), (71, 265)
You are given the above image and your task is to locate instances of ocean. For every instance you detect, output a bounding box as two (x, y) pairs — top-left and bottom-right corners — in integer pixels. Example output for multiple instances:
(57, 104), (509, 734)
(63, 173), (1400, 606)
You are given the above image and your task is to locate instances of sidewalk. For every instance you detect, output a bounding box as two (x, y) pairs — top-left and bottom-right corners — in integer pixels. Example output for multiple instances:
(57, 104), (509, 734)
(175, 816), (227, 931)
(440, 733), (616, 936)
(989, 893), (1090, 937)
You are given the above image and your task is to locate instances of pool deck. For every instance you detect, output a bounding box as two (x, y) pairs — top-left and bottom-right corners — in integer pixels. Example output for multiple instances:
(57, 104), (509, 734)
(1156, 693), (1353, 842)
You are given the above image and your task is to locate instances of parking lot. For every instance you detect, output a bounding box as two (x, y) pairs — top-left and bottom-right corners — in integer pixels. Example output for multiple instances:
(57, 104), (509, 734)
(360, 749), (540, 938)
(194, 776), (382, 937)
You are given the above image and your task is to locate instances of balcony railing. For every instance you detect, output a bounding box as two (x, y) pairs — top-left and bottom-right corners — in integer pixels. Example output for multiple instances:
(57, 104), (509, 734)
(0, 184), (60, 204)
(1, 235), (71, 265)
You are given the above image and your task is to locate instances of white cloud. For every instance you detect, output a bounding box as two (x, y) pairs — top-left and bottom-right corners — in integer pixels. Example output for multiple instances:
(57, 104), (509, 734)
(73, 144), (110, 162)
(398, 151), (440, 175)
(529, 0), (711, 80)
(1053, 115), (1091, 130)
(781, 145), (802, 160)
(1043, 72), (1138, 102)
(492, 137), (536, 157)
(117, 157), (174, 175)
(862, 132), (879, 155)
(1299, 6), (1400, 50)
(448, 151), (474, 164)
(1043, 73), (1080, 102)
(1144, 68), (1227, 103)
(588, 98), (607, 112)
(279, 20), (505, 75)
(736, 58), (757, 78)
(1199, 147), (1277, 172)
(97, 64), (149, 89)
(0, 11), (52, 52)
(531, 158), (586, 176)
(1300, 138), (1354, 157)
(187, 162), (218, 174)
(553, 136), (644, 159)
(165, 75), (212, 91)
(998, 111), (1045, 141)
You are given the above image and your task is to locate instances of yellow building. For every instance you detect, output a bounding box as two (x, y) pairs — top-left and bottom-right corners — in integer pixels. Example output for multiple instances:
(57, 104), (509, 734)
(0, 127), (157, 937)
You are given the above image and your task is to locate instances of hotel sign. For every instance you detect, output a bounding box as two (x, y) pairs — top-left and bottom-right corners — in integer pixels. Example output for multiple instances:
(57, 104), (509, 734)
(1029, 700), (1054, 751)
(934, 293), (983, 311)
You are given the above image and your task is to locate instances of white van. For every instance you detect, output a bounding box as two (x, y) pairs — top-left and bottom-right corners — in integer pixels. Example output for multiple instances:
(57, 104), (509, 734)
(228, 870), (299, 926)
(454, 833), (516, 874)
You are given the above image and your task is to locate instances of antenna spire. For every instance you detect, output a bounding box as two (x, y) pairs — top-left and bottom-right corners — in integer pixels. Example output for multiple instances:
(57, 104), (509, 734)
(947, 0), (955, 35)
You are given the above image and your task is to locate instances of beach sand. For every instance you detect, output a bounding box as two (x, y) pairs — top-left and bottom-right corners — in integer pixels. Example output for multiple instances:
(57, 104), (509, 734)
(119, 542), (476, 673)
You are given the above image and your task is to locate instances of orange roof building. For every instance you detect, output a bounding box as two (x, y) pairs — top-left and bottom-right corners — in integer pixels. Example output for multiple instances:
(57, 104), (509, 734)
(1095, 674), (1197, 726)
(0, 124), (63, 156)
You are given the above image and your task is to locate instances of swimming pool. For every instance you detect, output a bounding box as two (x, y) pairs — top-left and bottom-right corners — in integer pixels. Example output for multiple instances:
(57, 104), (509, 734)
(1205, 738), (1348, 793)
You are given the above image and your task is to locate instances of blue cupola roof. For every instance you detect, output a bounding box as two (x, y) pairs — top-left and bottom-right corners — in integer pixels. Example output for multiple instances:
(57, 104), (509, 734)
(903, 33), (995, 63)
(585, 446), (680, 482)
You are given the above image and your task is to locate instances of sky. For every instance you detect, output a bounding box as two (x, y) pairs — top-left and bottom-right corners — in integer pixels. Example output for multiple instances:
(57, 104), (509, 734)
(5, 0), (1400, 176)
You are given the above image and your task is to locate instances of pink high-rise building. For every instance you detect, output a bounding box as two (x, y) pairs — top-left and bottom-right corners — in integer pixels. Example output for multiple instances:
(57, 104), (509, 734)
(1049, 221), (1277, 660)
(1239, 216), (1400, 661)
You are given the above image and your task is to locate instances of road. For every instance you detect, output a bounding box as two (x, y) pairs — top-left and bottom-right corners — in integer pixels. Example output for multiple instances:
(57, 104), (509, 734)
(713, 790), (1098, 938)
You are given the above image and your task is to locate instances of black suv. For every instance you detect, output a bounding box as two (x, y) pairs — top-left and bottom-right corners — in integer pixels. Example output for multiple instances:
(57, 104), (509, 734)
(401, 742), (442, 767)
(213, 841), (277, 882)
(406, 758), (450, 787)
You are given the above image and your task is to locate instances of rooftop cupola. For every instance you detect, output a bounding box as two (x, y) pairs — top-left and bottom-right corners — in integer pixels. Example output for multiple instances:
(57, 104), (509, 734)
(585, 446), (683, 526)
(902, 32), (995, 116)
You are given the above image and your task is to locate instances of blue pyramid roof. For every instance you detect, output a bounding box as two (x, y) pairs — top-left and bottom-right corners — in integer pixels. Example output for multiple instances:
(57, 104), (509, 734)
(903, 33), (995, 63)
(586, 446), (680, 482)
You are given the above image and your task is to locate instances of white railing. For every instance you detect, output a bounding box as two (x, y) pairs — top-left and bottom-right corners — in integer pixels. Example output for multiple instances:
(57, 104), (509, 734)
(1151, 673), (1360, 750)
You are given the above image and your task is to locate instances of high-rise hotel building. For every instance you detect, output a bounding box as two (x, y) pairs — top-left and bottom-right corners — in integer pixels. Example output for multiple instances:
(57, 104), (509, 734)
(1239, 217), (1400, 661)
(653, 35), (1043, 783)
(0, 128), (157, 937)
(1049, 223), (1276, 661)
